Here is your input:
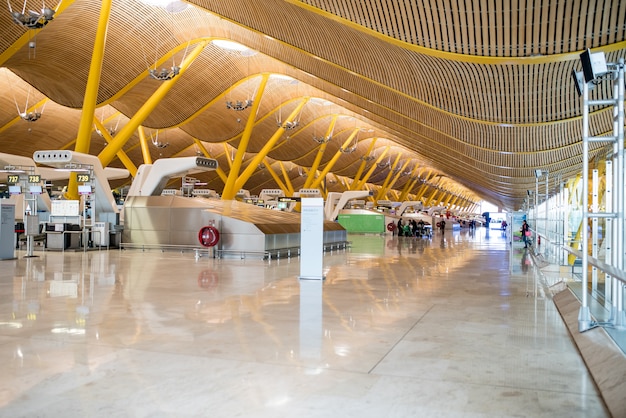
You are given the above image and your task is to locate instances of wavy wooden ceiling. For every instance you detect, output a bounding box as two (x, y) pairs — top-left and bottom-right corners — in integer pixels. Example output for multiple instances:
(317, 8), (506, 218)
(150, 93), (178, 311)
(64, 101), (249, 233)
(1, 0), (625, 210)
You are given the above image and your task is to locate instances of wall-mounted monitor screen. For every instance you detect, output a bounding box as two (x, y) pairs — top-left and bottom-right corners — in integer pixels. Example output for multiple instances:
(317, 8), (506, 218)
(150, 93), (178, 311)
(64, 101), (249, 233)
(29, 185), (43, 194)
(78, 185), (92, 195)
(8, 185), (21, 195)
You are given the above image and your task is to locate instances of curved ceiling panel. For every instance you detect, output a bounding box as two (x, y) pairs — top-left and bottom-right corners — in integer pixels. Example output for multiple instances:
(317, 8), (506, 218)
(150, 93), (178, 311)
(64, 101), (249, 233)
(0, 0), (624, 209)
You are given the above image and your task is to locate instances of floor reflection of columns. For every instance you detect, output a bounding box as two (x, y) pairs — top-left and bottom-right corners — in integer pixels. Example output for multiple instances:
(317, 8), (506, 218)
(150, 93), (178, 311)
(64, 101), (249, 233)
(299, 279), (323, 360)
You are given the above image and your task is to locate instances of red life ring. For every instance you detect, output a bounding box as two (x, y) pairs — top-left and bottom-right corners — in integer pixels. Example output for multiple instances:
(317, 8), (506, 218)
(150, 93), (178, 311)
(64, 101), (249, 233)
(198, 225), (220, 247)
(387, 222), (396, 231)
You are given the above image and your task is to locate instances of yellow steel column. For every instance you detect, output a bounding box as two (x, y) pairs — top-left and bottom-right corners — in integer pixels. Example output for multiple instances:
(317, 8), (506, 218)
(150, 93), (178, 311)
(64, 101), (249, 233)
(263, 159), (289, 194)
(233, 97), (309, 192)
(381, 159), (411, 200)
(94, 117), (137, 177)
(75, 0), (112, 155)
(279, 162), (295, 195)
(223, 143), (233, 169)
(568, 175), (583, 264)
(69, 0), (111, 199)
(416, 172), (436, 201)
(353, 146), (390, 190)
(350, 138), (377, 190)
(438, 192), (451, 207)
(309, 128), (359, 190)
(98, 41), (208, 167)
(375, 153), (402, 200)
(194, 139), (227, 184)
(303, 115), (337, 189)
(398, 165), (421, 201)
(425, 189), (439, 206)
(221, 74), (270, 200)
(137, 126), (153, 165)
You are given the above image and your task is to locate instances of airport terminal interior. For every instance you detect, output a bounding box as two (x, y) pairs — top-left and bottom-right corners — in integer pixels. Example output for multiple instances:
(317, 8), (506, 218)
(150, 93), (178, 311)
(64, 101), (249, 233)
(1, 0), (626, 417)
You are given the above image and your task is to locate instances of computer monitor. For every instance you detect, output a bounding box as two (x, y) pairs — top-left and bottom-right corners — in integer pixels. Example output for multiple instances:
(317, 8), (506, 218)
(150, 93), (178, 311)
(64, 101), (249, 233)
(29, 185), (43, 194)
(78, 185), (92, 195)
(8, 185), (21, 195)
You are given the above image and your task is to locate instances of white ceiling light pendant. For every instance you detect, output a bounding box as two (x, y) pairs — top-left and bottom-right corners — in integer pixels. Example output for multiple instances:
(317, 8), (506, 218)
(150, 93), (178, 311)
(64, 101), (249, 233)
(150, 129), (169, 149)
(340, 124), (364, 154)
(14, 86), (46, 123)
(147, 39), (192, 81)
(311, 98), (334, 144)
(94, 109), (122, 140)
(8, 0), (56, 29)
(275, 77), (301, 133)
(140, 0), (192, 81)
(221, 42), (258, 112)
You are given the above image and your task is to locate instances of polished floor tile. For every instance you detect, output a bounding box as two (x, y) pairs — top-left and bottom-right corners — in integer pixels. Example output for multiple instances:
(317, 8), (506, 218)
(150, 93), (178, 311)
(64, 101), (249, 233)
(0, 229), (609, 417)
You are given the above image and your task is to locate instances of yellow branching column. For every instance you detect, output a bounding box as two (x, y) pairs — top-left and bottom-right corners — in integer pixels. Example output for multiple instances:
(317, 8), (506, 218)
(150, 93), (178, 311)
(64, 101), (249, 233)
(193, 139), (227, 184)
(232, 97), (310, 194)
(309, 128), (360, 190)
(137, 126), (153, 165)
(350, 139), (377, 190)
(94, 118), (137, 177)
(220, 74), (271, 200)
(98, 41), (208, 168)
(376, 155), (406, 200)
(398, 166), (423, 202)
(304, 115), (337, 189)
(352, 146), (390, 190)
(279, 162), (295, 195)
(67, 0), (112, 199)
(263, 159), (289, 195)
(568, 175), (583, 265)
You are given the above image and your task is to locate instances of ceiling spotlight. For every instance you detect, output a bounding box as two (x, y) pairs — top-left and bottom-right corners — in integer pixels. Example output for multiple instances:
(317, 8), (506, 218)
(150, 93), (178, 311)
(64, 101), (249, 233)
(149, 66), (180, 81)
(226, 100), (253, 111)
(580, 49), (609, 83)
(9, 7), (55, 29)
(312, 135), (332, 144)
(19, 111), (41, 122)
(278, 120), (299, 130)
(571, 70), (586, 97)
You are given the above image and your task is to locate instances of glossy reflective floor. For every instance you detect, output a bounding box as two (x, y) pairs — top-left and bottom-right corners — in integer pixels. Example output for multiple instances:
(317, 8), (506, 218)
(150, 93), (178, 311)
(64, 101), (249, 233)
(0, 229), (609, 417)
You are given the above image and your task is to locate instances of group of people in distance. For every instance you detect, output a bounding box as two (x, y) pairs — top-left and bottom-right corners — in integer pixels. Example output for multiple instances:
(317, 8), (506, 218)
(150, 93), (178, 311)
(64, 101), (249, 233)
(396, 218), (428, 237)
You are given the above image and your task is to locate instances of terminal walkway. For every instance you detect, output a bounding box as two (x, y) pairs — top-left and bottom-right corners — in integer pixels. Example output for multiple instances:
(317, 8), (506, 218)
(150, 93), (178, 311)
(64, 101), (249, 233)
(0, 228), (611, 417)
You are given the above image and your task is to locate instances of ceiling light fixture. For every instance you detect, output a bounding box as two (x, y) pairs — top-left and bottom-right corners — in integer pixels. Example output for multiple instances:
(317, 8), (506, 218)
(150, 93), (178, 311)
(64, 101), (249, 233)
(226, 100), (253, 111)
(149, 66), (180, 81)
(8, 1), (55, 29)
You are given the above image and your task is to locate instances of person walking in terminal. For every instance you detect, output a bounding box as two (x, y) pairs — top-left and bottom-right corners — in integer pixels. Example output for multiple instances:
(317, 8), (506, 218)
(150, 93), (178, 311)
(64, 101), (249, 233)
(521, 220), (531, 248)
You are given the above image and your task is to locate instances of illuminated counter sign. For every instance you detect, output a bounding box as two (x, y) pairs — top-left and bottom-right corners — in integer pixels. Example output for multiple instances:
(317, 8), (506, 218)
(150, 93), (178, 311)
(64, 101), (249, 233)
(7, 174), (20, 184)
(279, 197), (301, 202)
(77, 173), (91, 183)
(28, 174), (40, 183)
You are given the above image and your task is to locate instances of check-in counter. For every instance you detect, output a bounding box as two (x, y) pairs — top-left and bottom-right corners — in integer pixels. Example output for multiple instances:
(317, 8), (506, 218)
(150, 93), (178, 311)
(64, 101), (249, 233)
(45, 223), (81, 250)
